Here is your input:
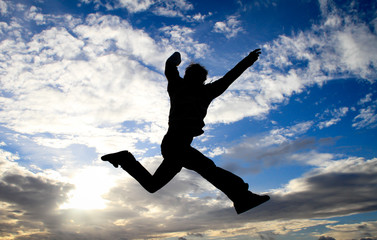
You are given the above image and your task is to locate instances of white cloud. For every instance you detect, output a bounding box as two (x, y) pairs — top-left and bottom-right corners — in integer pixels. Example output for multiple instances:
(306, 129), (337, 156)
(160, 25), (210, 58)
(80, 0), (154, 12)
(213, 15), (244, 39)
(25, 6), (46, 24)
(358, 93), (373, 105)
(0, 0), (7, 15)
(208, 146), (226, 158)
(0, 148), (19, 163)
(80, 0), (194, 18)
(0, 12), (176, 154)
(321, 221), (377, 240)
(206, 90), (271, 124)
(205, 2), (377, 125)
(152, 0), (193, 17)
(262, 5), (377, 82)
(2, 0), (376, 155)
(186, 12), (212, 22)
(352, 102), (377, 129)
(317, 107), (349, 129)
(117, 0), (154, 12)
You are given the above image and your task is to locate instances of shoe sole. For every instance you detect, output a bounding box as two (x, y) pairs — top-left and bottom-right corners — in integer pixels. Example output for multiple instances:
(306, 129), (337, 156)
(234, 195), (270, 214)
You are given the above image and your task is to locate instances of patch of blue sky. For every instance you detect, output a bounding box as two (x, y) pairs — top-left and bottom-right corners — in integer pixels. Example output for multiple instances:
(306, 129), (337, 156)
(0, 89), (14, 98)
(119, 120), (147, 133)
(239, 0), (321, 35)
(269, 79), (377, 155)
(202, 118), (274, 143)
(0, 126), (20, 153)
(326, 211), (377, 225)
(134, 139), (161, 158)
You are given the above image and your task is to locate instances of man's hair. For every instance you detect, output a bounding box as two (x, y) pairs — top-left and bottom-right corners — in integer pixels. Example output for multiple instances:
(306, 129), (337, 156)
(184, 63), (208, 83)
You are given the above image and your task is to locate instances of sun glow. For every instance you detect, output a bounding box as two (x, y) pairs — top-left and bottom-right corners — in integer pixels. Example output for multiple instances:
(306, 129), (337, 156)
(60, 166), (116, 210)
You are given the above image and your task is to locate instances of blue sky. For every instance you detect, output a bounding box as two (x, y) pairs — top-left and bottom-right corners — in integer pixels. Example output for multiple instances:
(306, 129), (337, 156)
(0, 0), (377, 239)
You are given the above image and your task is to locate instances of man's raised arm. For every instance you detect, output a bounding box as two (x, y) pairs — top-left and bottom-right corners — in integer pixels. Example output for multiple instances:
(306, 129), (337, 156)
(165, 52), (182, 82)
(208, 49), (261, 98)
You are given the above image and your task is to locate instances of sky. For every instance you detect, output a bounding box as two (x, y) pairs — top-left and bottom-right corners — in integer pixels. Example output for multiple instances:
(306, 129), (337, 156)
(0, 0), (377, 239)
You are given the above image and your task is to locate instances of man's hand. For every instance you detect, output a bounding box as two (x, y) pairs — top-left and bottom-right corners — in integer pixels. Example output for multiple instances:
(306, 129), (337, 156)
(168, 52), (181, 66)
(248, 49), (261, 61)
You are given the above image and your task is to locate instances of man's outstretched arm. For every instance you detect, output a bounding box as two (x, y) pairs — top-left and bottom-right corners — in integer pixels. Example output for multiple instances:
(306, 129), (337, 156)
(164, 52), (182, 82)
(208, 49), (261, 98)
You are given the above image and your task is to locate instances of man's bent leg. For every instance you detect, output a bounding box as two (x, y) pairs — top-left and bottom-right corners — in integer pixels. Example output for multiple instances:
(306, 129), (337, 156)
(143, 158), (182, 193)
(102, 151), (181, 193)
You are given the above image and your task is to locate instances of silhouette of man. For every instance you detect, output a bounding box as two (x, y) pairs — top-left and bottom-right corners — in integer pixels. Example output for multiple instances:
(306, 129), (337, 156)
(102, 49), (270, 214)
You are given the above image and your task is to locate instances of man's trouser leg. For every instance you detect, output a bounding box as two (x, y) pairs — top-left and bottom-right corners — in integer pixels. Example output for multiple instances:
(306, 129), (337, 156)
(121, 155), (181, 194)
(182, 147), (249, 202)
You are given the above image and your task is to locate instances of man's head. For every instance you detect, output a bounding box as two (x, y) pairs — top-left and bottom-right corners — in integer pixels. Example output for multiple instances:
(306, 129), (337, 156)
(184, 63), (208, 85)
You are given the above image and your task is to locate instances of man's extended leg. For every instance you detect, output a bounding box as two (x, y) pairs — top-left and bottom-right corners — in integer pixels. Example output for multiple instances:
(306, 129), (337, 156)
(182, 147), (269, 214)
(102, 151), (181, 193)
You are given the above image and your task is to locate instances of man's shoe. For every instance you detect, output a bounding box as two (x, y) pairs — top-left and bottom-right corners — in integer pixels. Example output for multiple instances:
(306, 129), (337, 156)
(234, 192), (270, 214)
(101, 150), (136, 168)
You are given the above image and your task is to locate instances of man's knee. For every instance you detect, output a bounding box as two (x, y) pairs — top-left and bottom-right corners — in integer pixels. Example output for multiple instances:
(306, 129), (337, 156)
(145, 183), (161, 194)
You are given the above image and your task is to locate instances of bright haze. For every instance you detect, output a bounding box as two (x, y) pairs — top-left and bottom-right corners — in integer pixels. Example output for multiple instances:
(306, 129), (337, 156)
(0, 0), (377, 239)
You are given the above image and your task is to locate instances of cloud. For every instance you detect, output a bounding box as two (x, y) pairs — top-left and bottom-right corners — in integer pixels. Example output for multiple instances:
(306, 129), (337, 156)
(80, 0), (154, 12)
(318, 237), (336, 240)
(205, 0), (377, 125)
(114, 0), (155, 12)
(317, 106), (349, 129)
(353, 101), (377, 129)
(213, 15), (244, 39)
(358, 93), (373, 105)
(1, 144), (377, 239)
(221, 121), (323, 172)
(80, 0), (194, 18)
(1, 1), (377, 239)
(265, 157), (377, 221)
(0, 6), (212, 157)
(152, 0), (193, 18)
(159, 25), (210, 59)
(0, 0), (7, 15)
(320, 221), (377, 240)
(0, 10), (176, 153)
(186, 12), (212, 22)
(206, 1), (377, 124)
(262, 2), (377, 82)
(2, 0), (376, 158)
(0, 149), (74, 239)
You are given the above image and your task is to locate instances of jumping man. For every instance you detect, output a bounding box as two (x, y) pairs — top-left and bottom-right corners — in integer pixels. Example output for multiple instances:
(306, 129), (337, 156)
(102, 49), (270, 214)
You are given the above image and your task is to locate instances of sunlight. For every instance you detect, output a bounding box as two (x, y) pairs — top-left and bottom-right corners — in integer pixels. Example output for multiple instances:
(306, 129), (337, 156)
(60, 166), (116, 210)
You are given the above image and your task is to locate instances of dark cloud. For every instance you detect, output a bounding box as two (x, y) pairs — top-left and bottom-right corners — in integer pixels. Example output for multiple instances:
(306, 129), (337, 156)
(0, 174), (72, 212)
(0, 156), (74, 238)
(90, 158), (377, 238)
(187, 232), (204, 237)
(318, 237), (336, 240)
(223, 135), (337, 173)
(1, 152), (377, 239)
(245, 171), (377, 221)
